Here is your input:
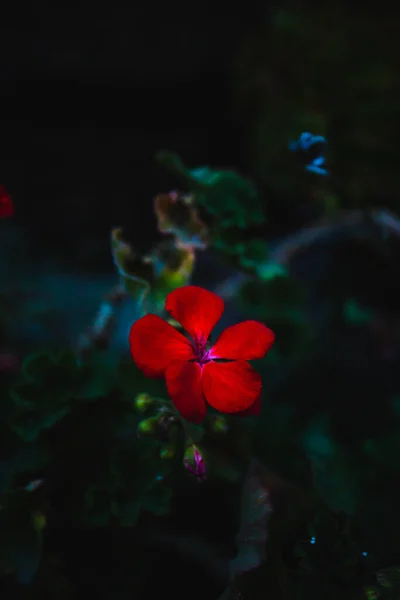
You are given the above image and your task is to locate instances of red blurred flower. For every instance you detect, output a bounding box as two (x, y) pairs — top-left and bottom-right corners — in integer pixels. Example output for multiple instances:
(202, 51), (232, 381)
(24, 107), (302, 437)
(0, 185), (14, 219)
(129, 286), (275, 424)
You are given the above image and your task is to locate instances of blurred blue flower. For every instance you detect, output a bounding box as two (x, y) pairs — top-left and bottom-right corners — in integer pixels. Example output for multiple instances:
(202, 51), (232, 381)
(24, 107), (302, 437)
(289, 132), (328, 176)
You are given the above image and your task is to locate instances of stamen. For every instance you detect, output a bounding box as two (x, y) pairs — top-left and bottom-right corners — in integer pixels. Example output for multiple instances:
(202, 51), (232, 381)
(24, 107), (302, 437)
(191, 337), (213, 365)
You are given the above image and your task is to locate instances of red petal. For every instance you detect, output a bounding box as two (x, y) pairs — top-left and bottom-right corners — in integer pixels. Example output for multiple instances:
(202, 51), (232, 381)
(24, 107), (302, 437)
(211, 321), (275, 360)
(202, 360), (261, 414)
(129, 314), (194, 377)
(238, 394), (261, 417)
(165, 286), (224, 342)
(165, 360), (207, 424)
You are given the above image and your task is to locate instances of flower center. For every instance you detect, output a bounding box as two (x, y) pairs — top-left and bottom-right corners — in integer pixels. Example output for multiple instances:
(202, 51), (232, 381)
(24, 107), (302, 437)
(191, 338), (212, 366)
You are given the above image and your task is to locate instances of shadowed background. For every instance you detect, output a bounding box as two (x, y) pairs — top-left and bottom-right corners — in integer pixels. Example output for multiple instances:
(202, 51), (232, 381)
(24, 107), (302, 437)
(0, 2), (264, 598)
(2, 3), (400, 600)
(0, 1), (264, 266)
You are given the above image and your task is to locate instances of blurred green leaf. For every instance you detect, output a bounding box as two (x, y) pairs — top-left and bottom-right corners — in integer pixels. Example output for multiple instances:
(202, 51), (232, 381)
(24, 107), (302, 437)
(239, 275), (313, 358)
(156, 150), (265, 229)
(303, 420), (358, 515)
(0, 504), (44, 585)
(364, 433), (400, 475)
(190, 167), (265, 228)
(343, 299), (374, 325)
(77, 351), (118, 400)
(9, 349), (117, 441)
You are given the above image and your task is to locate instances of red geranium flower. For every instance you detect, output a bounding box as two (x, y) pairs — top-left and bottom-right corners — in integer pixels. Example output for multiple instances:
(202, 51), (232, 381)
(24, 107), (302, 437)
(129, 286), (275, 424)
(0, 185), (14, 219)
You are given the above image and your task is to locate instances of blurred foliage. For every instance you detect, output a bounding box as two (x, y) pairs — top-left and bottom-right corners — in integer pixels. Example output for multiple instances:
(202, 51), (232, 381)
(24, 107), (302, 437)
(155, 150), (269, 274)
(234, 5), (400, 212)
(239, 270), (314, 361)
(2, 6), (400, 597)
(111, 227), (195, 313)
(156, 150), (265, 229)
(4, 176), (400, 599)
(0, 352), (176, 583)
(8, 350), (116, 441)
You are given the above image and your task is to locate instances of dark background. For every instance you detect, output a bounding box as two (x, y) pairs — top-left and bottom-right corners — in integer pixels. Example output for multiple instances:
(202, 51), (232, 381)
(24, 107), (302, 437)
(0, 0), (270, 352)
(0, 2), (265, 268)
(0, 3), (265, 598)
(3, 5), (400, 600)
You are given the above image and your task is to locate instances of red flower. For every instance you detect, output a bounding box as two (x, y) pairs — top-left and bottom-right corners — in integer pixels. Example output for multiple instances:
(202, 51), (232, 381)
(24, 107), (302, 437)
(0, 185), (14, 219)
(129, 286), (275, 424)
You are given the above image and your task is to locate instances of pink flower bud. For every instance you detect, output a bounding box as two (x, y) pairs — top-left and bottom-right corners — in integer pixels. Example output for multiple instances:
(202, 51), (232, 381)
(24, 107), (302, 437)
(183, 444), (206, 482)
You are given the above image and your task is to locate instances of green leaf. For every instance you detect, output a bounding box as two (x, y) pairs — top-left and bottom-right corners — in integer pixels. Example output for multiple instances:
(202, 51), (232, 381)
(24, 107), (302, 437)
(21, 351), (56, 382)
(10, 382), (41, 408)
(143, 484), (173, 516)
(190, 167), (264, 228)
(118, 359), (166, 402)
(343, 298), (374, 325)
(258, 263), (288, 280)
(12, 406), (70, 441)
(239, 275), (313, 359)
(240, 239), (269, 269)
(9, 349), (117, 440)
(77, 352), (118, 400)
(21, 350), (78, 384)
(111, 497), (141, 526)
(213, 231), (269, 273)
(303, 420), (358, 514)
(364, 433), (400, 475)
(155, 150), (265, 229)
(240, 275), (307, 319)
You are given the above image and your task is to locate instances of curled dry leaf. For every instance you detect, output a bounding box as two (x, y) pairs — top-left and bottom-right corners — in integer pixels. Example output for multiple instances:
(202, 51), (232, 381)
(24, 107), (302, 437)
(111, 228), (154, 304)
(111, 228), (196, 311)
(154, 191), (209, 250)
(230, 459), (273, 578)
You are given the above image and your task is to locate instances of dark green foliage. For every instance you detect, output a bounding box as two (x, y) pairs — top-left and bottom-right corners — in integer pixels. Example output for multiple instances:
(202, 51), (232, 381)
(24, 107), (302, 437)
(235, 7), (400, 210)
(155, 150), (269, 273)
(187, 166), (264, 229)
(9, 350), (117, 441)
(301, 418), (358, 515)
(0, 350), (175, 585)
(2, 14), (400, 595)
(291, 510), (374, 599)
(239, 272), (314, 359)
(0, 493), (44, 585)
(213, 232), (269, 273)
(156, 151), (265, 229)
(79, 436), (173, 527)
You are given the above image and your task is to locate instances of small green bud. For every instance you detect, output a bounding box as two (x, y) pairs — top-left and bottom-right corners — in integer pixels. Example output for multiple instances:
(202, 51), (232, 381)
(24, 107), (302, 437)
(160, 444), (176, 460)
(135, 393), (153, 412)
(31, 511), (47, 532)
(212, 415), (229, 434)
(138, 416), (159, 435)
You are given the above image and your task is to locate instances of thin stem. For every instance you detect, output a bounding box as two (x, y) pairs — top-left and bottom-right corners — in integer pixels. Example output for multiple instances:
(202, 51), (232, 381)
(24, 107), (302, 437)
(214, 208), (400, 301)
